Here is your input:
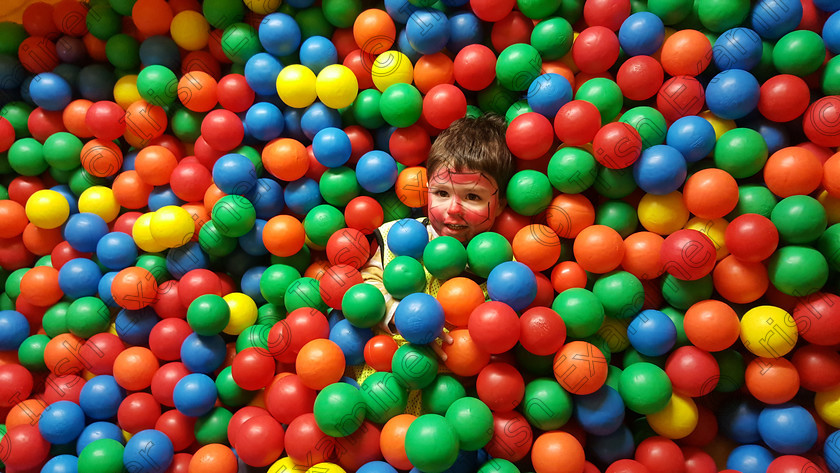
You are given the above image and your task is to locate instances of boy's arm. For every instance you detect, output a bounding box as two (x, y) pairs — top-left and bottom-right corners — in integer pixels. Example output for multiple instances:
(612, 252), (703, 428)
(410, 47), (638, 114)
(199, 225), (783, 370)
(360, 242), (400, 333)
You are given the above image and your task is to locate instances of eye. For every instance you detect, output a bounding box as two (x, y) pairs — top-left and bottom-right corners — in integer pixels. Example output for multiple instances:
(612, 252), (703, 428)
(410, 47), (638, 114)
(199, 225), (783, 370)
(434, 190), (449, 198)
(466, 193), (482, 201)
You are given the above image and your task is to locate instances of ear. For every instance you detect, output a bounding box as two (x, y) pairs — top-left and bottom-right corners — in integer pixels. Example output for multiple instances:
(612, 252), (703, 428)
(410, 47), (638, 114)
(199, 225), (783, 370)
(494, 197), (507, 217)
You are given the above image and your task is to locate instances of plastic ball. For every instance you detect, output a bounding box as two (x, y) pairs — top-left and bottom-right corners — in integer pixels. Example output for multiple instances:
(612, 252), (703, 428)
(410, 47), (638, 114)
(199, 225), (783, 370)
(572, 26), (620, 74)
(763, 146), (823, 198)
(553, 100), (601, 146)
(627, 309), (677, 357)
(189, 444), (238, 473)
(314, 382), (366, 437)
(386, 218), (429, 260)
(618, 362), (672, 414)
(740, 305), (797, 358)
(30, 72), (72, 111)
(618, 12), (665, 56)
(25, 189), (69, 229)
(553, 340), (608, 395)
(486, 261), (537, 312)
(173, 372), (217, 417)
(123, 429), (174, 473)
(572, 224), (625, 274)
(38, 400), (86, 444)
(296, 338), (346, 390)
(356, 150), (398, 193)
(632, 145), (687, 195)
(767, 245), (829, 296)
(757, 404), (818, 454)
(390, 293), (443, 344)
(659, 229), (717, 281)
(234, 415), (286, 467)
(659, 29), (712, 77)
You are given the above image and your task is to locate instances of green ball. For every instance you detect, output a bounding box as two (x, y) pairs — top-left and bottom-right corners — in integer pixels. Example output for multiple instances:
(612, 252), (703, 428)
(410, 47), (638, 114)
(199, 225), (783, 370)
(259, 264), (301, 307)
(713, 349), (745, 393)
(215, 366), (256, 406)
(5, 267), (27, 299)
(753, 40), (777, 83)
(514, 344), (554, 376)
(69, 167), (108, 196)
(383, 255), (427, 299)
(195, 406), (233, 444)
(547, 147), (597, 194)
(353, 89), (385, 129)
(202, 0), (244, 29)
(87, 4), (122, 40)
(43, 132), (83, 171)
(105, 34), (140, 70)
(530, 18), (573, 60)
(380, 83), (423, 128)
(661, 306), (688, 347)
(444, 396), (493, 451)
(320, 167), (361, 207)
(392, 344), (438, 390)
(773, 30), (826, 76)
(199, 221), (237, 257)
(770, 195), (827, 244)
(466, 232), (513, 278)
(18, 334), (49, 371)
(0, 22), (27, 55)
(187, 294), (231, 335)
(767, 245), (829, 296)
(360, 371), (409, 423)
(605, 364), (623, 391)
(727, 184), (778, 219)
(137, 65), (178, 107)
(42, 302), (70, 337)
(505, 100), (532, 123)
(1, 101), (33, 138)
(660, 273), (713, 310)
(594, 166), (637, 199)
(422, 374), (466, 415)
(257, 303), (285, 326)
(221, 23), (262, 64)
(78, 439), (125, 473)
(521, 378), (573, 431)
(618, 361), (672, 414)
(135, 254), (170, 283)
(713, 128), (768, 178)
(423, 236), (468, 280)
(8, 137), (47, 176)
(405, 414), (460, 473)
(303, 204), (345, 247)
(619, 107), (667, 150)
(212, 195), (256, 238)
(506, 170), (552, 216)
(67, 296), (112, 338)
(596, 200), (639, 238)
(551, 288), (605, 338)
(575, 78), (623, 123)
(479, 459), (521, 473)
(518, 0), (561, 20)
(322, 0), (362, 28)
(284, 277), (328, 313)
(271, 245), (312, 274)
(697, 0), (749, 32)
(477, 81), (519, 116)
(593, 271), (644, 319)
(314, 382), (366, 437)
(648, 0), (692, 24)
(818, 224), (840, 272)
(171, 107), (204, 143)
(235, 324), (270, 351)
(379, 191), (411, 221)
(342, 283), (386, 328)
(295, 7), (335, 39)
(109, 0), (137, 16)
(823, 55), (840, 95)
(496, 43), (542, 92)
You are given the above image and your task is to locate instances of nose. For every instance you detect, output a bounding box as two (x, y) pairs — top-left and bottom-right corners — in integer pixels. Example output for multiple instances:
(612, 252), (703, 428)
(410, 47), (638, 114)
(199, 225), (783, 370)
(446, 195), (463, 215)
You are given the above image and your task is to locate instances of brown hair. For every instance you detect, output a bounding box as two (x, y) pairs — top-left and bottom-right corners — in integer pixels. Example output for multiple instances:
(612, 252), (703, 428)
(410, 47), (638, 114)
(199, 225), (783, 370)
(426, 113), (516, 193)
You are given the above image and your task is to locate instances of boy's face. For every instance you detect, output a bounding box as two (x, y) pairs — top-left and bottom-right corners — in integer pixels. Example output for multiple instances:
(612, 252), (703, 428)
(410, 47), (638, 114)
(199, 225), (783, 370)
(427, 167), (504, 243)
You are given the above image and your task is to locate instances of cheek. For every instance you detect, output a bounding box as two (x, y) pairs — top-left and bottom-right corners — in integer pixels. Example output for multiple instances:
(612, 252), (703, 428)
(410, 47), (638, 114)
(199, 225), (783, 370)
(461, 200), (496, 226)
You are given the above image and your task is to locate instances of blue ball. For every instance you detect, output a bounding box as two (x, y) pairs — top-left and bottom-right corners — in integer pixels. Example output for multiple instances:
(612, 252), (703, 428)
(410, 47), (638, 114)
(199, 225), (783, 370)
(115, 307), (159, 346)
(726, 444), (774, 473)
(527, 73), (573, 119)
(383, 0), (418, 24)
(173, 373), (218, 417)
(313, 127), (352, 168)
(244, 52), (283, 96)
(573, 385), (625, 435)
(588, 425), (635, 466)
(42, 454), (79, 473)
(38, 400), (86, 444)
(749, 0), (804, 40)
(122, 150), (138, 172)
(814, 0), (840, 12)
(358, 461), (399, 473)
(0, 310), (30, 351)
(78, 64), (117, 102)
(447, 12), (483, 53)
(330, 318), (373, 365)
(618, 12), (665, 56)
(96, 232), (138, 271)
(627, 309), (677, 356)
(665, 115), (716, 163)
(76, 421), (124, 454)
(247, 177), (285, 219)
(284, 177), (323, 215)
(180, 332), (227, 373)
(64, 212), (109, 253)
(394, 293), (445, 344)
(487, 261), (538, 312)
(299, 36), (337, 74)
(713, 28), (763, 71)
(147, 185), (184, 211)
(123, 429), (174, 473)
(58, 257), (102, 298)
(406, 9), (450, 55)
(397, 28), (422, 63)
(0, 55), (25, 91)
(387, 218), (429, 260)
(825, 11), (840, 54)
(301, 102), (341, 140)
(632, 144), (687, 195)
(213, 153), (257, 195)
(283, 106), (306, 141)
(356, 150), (398, 193)
(245, 102), (284, 141)
(239, 219), (268, 257)
(705, 69), (760, 120)
(259, 13), (301, 57)
(99, 271), (119, 307)
(51, 185), (79, 215)
(79, 375), (126, 420)
(741, 116), (789, 154)
(166, 242), (210, 279)
(240, 265), (267, 304)
(757, 403), (818, 454)
(29, 72), (72, 111)
(719, 399), (762, 443)
(375, 126), (397, 152)
(825, 430), (840, 473)
(139, 35), (180, 70)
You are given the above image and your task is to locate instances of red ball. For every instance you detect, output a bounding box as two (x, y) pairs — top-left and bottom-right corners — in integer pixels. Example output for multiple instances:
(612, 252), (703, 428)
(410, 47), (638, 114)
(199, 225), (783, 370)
(155, 409), (196, 452)
(389, 124), (431, 167)
(682, 446), (716, 473)
(607, 459), (652, 473)
(0, 116), (14, 152)
(572, 26), (620, 74)
(583, 0), (631, 30)
(85, 100), (126, 141)
(345, 125), (375, 165)
(592, 121), (643, 169)
(617, 55), (664, 101)
(364, 334), (399, 372)
(234, 415), (286, 467)
(228, 406), (269, 447)
(345, 196), (384, 235)
(149, 318), (192, 362)
(285, 413), (337, 467)
(664, 346), (720, 397)
(49, 241), (90, 270)
(484, 410), (533, 462)
(660, 229), (716, 281)
(518, 306), (566, 356)
(724, 213), (779, 262)
(118, 392), (162, 434)
(803, 96), (840, 147)
(201, 109), (244, 151)
(231, 347), (276, 391)
(506, 112), (554, 160)
(554, 100), (602, 145)
(657, 76), (705, 123)
(422, 84), (467, 130)
(265, 374), (318, 424)
(0, 364), (33, 407)
(679, 405), (718, 447)
(267, 307), (330, 363)
(490, 11), (533, 53)
(151, 361), (191, 407)
(153, 280), (188, 320)
(336, 421), (384, 471)
(18, 37), (60, 74)
(767, 455), (825, 473)
(343, 49), (375, 90)
(758, 74), (810, 122)
(454, 44), (497, 92)
(319, 264), (364, 310)
(326, 228), (371, 269)
(476, 362), (525, 412)
(82, 332), (125, 376)
(470, 0), (515, 22)
(170, 158), (213, 202)
(468, 301), (520, 355)
(217, 74), (255, 112)
(635, 436), (685, 473)
(1, 424), (50, 469)
(28, 107), (66, 142)
(178, 269), (223, 307)
(791, 344), (840, 392)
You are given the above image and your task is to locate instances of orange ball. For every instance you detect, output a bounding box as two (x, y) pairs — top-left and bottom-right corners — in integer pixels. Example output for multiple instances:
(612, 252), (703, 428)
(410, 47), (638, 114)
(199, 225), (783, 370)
(0, 200), (28, 238)
(304, 259), (330, 281)
(682, 168), (739, 219)
(683, 300), (740, 352)
(262, 138), (309, 181)
(113, 347), (160, 391)
(6, 399), (47, 430)
(135, 145), (178, 186)
(436, 277), (485, 327)
(512, 224), (562, 272)
(745, 356), (800, 404)
(19, 266), (62, 307)
(203, 184), (226, 213)
(182, 203), (210, 241)
(442, 329), (491, 377)
(621, 231), (665, 280)
(380, 414), (415, 471)
(573, 225), (625, 274)
(545, 194), (595, 239)
(112, 170), (154, 210)
(263, 215), (306, 257)
(712, 255), (769, 304)
(132, 0), (174, 36)
(62, 99), (94, 138)
(295, 339), (346, 390)
(395, 166), (428, 208)
(80, 139), (123, 178)
(824, 151), (840, 198)
(550, 261), (588, 294)
(189, 444), (238, 473)
(353, 9), (396, 55)
(124, 100), (168, 147)
(659, 29), (712, 77)
(22, 224), (64, 256)
(414, 53), (455, 94)
(554, 341), (608, 395)
(763, 146), (824, 197)
(44, 333), (86, 375)
(111, 266), (159, 310)
(178, 71), (218, 112)
(531, 431), (586, 473)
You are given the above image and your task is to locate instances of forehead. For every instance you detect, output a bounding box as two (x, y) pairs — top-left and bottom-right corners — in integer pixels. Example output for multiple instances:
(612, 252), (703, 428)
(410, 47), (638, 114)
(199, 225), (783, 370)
(429, 167), (498, 189)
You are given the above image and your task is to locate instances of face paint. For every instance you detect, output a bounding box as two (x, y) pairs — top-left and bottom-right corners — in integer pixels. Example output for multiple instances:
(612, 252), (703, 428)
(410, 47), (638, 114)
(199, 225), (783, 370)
(427, 167), (501, 242)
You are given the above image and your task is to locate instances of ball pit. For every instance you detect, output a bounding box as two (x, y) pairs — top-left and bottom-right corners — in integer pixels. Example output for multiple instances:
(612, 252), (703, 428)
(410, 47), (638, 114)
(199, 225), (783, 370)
(1, 0), (840, 472)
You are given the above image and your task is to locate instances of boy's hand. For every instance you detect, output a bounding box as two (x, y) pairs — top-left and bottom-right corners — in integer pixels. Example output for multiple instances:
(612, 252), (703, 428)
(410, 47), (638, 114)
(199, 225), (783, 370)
(377, 302), (399, 335)
(431, 331), (454, 362)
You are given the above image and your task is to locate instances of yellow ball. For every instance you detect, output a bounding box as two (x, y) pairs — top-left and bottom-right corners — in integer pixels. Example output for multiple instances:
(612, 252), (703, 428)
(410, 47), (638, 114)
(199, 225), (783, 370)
(815, 384), (840, 428)
(150, 205), (195, 249)
(244, 0), (281, 14)
(684, 217), (729, 261)
(25, 189), (70, 229)
(740, 305), (797, 358)
(699, 110), (736, 141)
(79, 186), (120, 223)
(371, 50), (414, 92)
(223, 292), (258, 335)
(316, 64), (359, 109)
(114, 75), (141, 110)
(132, 212), (168, 253)
(170, 10), (210, 51)
(597, 317), (630, 353)
(277, 65), (317, 109)
(646, 392), (699, 439)
(818, 190), (840, 225)
(637, 191), (690, 235)
(269, 457), (306, 473)
(307, 463), (346, 473)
